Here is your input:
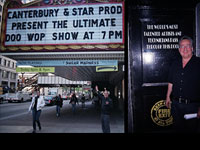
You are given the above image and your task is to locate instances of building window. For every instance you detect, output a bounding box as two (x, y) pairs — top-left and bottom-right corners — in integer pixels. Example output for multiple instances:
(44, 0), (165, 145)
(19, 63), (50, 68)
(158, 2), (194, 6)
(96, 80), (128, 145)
(3, 59), (6, 66)
(2, 70), (9, 78)
(12, 62), (15, 68)
(7, 61), (10, 67)
(11, 72), (16, 79)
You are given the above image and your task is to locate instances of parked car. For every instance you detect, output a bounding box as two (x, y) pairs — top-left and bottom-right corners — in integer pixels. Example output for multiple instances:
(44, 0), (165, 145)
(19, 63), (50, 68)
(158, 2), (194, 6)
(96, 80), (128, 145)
(66, 93), (72, 100)
(6, 92), (31, 103)
(0, 94), (4, 104)
(61, 94), (67, 100)
(0, 93), (9, 103)
(0, 86), (6, 104)
(44, 95), (56, 106)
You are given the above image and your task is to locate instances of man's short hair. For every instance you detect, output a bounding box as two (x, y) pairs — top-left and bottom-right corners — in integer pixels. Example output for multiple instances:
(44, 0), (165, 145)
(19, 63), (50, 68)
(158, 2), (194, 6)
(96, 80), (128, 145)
(179, 36), (193, 47)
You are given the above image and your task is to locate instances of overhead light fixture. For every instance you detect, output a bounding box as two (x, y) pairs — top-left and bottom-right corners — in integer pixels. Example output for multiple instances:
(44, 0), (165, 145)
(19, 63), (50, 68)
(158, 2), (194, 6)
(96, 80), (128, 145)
(143, 52), (154, 64)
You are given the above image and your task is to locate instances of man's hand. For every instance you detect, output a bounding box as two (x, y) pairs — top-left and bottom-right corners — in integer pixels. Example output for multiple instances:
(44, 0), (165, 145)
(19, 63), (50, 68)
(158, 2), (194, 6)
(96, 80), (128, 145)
(95, 85), (99, 91)
(166, 97), (171, 109)
(166, 83), (173, 109)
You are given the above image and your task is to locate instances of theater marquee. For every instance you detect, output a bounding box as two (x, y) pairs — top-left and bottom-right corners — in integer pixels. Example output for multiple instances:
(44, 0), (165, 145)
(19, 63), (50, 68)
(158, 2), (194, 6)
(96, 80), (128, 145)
(5, 2), (124, 46)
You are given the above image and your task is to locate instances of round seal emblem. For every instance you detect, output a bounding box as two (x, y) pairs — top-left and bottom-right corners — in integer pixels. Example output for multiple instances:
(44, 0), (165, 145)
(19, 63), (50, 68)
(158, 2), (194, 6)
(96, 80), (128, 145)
(151, 100), (173, 126)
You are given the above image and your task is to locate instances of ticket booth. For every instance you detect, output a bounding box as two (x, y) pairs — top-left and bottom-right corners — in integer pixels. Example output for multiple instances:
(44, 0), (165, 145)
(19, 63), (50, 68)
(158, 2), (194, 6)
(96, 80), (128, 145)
(128, 0), (200, 133)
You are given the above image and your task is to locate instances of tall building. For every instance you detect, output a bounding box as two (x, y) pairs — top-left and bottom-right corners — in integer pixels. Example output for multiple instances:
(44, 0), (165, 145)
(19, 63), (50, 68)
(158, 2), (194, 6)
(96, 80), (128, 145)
(0, 55), (18, 91)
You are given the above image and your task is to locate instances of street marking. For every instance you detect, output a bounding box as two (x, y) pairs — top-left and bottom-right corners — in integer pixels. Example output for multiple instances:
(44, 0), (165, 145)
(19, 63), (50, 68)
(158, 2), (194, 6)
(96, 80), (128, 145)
(0, 112), (28, 121)
(0, 105), (56, 121)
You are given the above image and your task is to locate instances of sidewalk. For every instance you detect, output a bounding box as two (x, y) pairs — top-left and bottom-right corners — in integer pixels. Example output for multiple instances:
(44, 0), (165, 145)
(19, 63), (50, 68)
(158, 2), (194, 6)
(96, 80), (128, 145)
(0, 101), (124, 133)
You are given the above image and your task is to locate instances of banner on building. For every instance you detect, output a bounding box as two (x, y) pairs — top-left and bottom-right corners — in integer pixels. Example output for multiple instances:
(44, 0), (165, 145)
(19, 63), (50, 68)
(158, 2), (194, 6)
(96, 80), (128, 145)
(16, 67), (55, 72)
(96, 65), (118, 72)
(17, 60), (118, 66)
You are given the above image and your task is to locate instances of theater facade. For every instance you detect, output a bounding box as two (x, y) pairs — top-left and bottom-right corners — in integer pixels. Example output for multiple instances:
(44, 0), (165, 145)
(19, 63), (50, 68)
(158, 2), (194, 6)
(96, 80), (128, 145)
(0, 0), (125, 111)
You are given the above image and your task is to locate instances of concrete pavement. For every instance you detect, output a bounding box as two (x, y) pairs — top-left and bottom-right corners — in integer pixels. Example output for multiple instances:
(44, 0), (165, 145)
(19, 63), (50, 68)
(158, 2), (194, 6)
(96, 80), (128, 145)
(0, 101), (124, 133)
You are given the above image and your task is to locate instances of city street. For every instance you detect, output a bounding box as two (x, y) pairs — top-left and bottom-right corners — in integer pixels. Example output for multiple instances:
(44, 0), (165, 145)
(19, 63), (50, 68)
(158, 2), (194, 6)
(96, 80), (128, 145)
(0, 100), (124, 133)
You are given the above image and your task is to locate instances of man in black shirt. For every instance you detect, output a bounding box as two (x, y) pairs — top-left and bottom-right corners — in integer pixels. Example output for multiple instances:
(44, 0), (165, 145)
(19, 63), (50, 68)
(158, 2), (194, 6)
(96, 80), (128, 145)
(166, 36), (200, 132)
(95, 86), (113, 133)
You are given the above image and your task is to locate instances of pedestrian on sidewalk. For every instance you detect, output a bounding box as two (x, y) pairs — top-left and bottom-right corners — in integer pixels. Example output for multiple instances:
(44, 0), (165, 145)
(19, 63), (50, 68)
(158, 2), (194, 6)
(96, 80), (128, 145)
(95, 85), (113, 133)
(81, 94), (85, 108)
(28, 90), (45, 133)
(55, 94), (63, 117)
(69, 93), (78, 115)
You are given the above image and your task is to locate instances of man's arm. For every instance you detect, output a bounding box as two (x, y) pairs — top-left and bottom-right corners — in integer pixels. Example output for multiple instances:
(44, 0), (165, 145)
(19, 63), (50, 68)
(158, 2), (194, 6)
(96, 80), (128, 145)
(166, 83), (173, 108)
(28, 97), (34, 112)
(95, 85), (103, 99)
(40, 96), (45, 108)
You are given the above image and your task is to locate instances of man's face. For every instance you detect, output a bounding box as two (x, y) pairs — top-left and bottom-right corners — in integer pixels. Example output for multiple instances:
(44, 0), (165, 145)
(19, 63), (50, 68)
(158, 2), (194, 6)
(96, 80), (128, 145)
(37, 91), (40, 96)
(103, 91), (109, 98)
(179, 39), (193, 59)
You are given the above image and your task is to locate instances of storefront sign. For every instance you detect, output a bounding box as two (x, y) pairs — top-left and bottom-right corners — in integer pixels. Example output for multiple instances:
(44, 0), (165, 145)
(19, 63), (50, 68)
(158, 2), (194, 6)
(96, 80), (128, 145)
(5, 2), (124, 46)
(16, 67), (55, 72)
(141, 19), (194, 84)
(96, 65), (118, 72)
(143, 23), (182, 50)
(17, 60), (118, 66)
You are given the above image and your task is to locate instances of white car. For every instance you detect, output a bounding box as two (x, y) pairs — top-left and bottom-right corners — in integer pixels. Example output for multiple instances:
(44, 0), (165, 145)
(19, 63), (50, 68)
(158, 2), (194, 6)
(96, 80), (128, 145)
(6, 92), (31, 103)
(0, 93), (9, 103)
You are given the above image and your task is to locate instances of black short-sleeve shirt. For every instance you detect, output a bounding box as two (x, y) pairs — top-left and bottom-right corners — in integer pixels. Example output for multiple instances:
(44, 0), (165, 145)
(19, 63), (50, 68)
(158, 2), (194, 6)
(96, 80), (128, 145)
(33, 96), (38, 110)
(168, 55), (200, 101)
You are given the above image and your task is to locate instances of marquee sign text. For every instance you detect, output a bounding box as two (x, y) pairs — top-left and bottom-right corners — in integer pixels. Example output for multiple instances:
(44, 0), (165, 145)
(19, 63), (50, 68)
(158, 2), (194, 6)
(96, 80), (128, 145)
(5, 3), (124, 46)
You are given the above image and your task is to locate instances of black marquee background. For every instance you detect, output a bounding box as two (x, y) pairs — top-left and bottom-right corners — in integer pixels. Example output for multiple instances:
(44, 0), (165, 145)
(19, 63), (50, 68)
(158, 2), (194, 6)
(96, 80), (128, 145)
(127, 0), (200, 133)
